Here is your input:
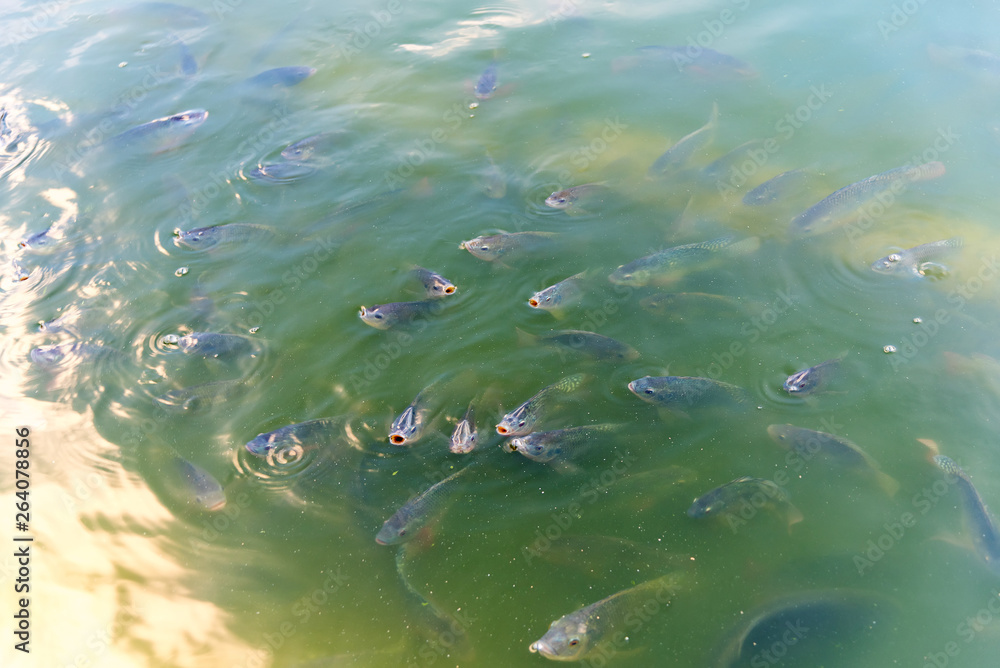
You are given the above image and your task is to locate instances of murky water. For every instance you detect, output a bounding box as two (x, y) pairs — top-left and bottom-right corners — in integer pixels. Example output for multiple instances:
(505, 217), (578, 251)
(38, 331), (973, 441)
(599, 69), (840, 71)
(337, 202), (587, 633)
(4, 1), (1000, 666)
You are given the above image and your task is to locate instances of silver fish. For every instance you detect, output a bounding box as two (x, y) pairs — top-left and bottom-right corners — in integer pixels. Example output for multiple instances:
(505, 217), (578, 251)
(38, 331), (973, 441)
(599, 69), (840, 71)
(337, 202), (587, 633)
(783, 358), (840, 395)
(450, 403), (477, 454)
(528, 272), (585, 311)
(609, 236), (759, 287)
(173, 456), (226, 510)
(246, 66), (316, 87)
(411, 266), (456, 298)
(506, 424), (621, 464)
(742, 168), (810, 206)
(648, 102), (719, 177)
(389, 382), (442, 446)
(544, 184), (607, 210)
(358, 301), (439, 330)
(871, 238), (962, 277)
(246, 417), (345, 457)
(789, 161), (946, 236)
(247, 162), (316, 183)
(164, 331), (255, 359)
(174, 223), (273, 250)
(474, 62), (498, 99)
(461, 231), (557, 264)
(687, 476), (803, 530)
(376, 465), (472, 544)
(109, 109), (208, 152)
(627, 375), (749, 411)
(496, 373), (588, 436)
(519, 329), (639, 362)
(932, 455), (1000, 574)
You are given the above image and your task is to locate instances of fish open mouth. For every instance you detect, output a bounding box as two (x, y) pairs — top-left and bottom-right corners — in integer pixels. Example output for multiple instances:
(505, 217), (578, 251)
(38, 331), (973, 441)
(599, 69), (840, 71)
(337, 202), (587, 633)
(358, 306), (368, 316)
(528, 298), (539, 307)
(389, 434), (406, 445)
(445, 285), (456, 294)
(496, 425), (509, 435)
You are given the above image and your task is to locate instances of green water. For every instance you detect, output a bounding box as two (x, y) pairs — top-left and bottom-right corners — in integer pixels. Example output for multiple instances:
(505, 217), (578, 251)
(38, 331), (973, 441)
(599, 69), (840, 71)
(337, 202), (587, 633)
(4, 0), (1000, 666)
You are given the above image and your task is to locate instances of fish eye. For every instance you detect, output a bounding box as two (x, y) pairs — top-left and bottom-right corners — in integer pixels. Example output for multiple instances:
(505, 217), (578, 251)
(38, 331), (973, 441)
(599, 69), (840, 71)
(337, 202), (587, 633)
(568, 639), (579, 647)
(374, 313), (383, 319)
(480, 245), (490, 251)
(517, 420), (526, 427)
(644, 388), (654, 395)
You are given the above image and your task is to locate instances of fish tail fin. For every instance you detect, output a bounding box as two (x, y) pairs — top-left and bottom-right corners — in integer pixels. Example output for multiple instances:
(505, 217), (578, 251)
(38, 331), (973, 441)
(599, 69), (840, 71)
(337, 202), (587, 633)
(707, 101), (720, 127)
(917, 438), (942, 462)
(875, 470), (901, 497)
(515, 327), (538, 347)
(785, 503), (805, 533)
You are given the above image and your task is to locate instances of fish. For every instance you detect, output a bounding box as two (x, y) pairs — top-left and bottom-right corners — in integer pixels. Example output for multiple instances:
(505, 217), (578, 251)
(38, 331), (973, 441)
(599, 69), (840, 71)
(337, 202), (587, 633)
(29, 342), (118, 368)
(505, 423), (621, 464)
(245, 417), (345, 457)
(608, 236), (760, 287)
(627, 375), (749, 413)
(789, 161), (946, 236)
(647, 102), (719, 178)
(639, 291), (745, 319)
(634, 46), (756, 78)
(280, 132), (346, 162)
(358, 301), (439, 330)
(529, 572), (685, 661)
(742, 168), (811, 206)
(109, 109), (208, 152)
(927, 44), (1000, 79)
(687, 476), (803, 531)
(375, 465), (472, 544)
(477, 155), (507, 198)
(247, 162), (316, 183)
(173, 223), (274, 250)
(449, 402), (477, 454)
(460, 231), (557, 264)
(154, 379), (246, 412)
(18, 225), (57, 250)
(701, 140), (767, 182)
(166, 331), (255, 359)
(528, 272), (585, 311)
(389, 381), (442, 446)
(544, 184), (607, 210)
(713, 590), (895, 667)
(411, 266), (456, 298)
(517, 329), (639, 362)
(474, 62), (498, 99)
(173, 456), (226, 510)
(245, 66), (316, 88)
(176, 39), (198, 76)
(766, 424), (899, 496)
(931, 455), (1000, 574)
(496, 373), (588, 436)
(870, 237), (962, 277)
(782, 358), (840, 395)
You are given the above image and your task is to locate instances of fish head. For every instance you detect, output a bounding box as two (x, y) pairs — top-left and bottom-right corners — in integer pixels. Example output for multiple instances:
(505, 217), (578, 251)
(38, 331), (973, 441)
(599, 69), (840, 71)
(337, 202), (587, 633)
(782, 369), (816, 394)
(462, 235), (503, 262)
(389, 405), (421, 445)
(450, 420), (476, 454)
(375, 517), (407, 545)
(29, 344), (70, 367)
(496, 404), (532, 436)
(174, 226), (218, 250)
(528, 287), (559, 309)
(194, 489), (227, 511)
(686, 494), (719, 518)
(544, 190), (572, 209)
(766, 424), (794, 447)
(608, 264), (649, 287)
(529, 619), (590, 661)
(627, 376), (669, 404)
(358, 304), (394, 330)
(425, 275), (457, 297)
(871, 252), (904, 273)
(512, 436), (556, 462)
(246, 431), (283, 457)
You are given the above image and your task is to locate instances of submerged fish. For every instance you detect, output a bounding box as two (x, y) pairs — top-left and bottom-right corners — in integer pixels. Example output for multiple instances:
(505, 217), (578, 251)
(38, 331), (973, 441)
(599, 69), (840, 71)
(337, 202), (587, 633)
(389, 382), (442, 446)
(767, 424), (899, 496)
(871, 237), (962, 277)
(932, 455), (1000, 574)
(544, 184), (607, 210)
(109, 109), (208, 152)
(687, 476), (803, 530)
(246, 66), (316, 87)
(173, 456), (225, 510)
(496, 373), (588, 436)
(474, 62), (498, 99)
(245, 417), (345, 457)
(529, 572), (685, 661)
(639, 291), (745, 319)
(518, 329), (639, 362)
(358, 301), (439, 330)
(627, 375), (749, 412)
(742, 168), (811, 206)
(789, 161), (946, 236)
(506, 424), (621, 464)
(461, 231), (556, 264)
(528, 272), (585, 311)
(635, 46), (756, 78)
(154, 379), (245, 412)
(29, 342), (118, 368)
(411, 266), (456, 298)
(477, 155), (507, 198)
(702, 140), (767, 182)
(173, 223), (273, 250)
(783, 358), (840, 395)
(609, 236), (760, 287)
(648, 103), (719, 178)
(375, 465), (472, 544)
(176, 38), (197, 76)
(449, 403), (477, 454)
(248, 162), (316, 183)
(928, 44), (1000, 79)
(164, 331), (255, 359)
(280, 132), (345, 162)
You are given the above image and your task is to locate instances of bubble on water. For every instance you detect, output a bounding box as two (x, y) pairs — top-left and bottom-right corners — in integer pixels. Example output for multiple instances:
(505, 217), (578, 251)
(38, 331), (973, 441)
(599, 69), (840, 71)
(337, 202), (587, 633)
(468, 102), (479, 110)
(883, 344), (897, 354)
(162, 334), (179, 345)
(174, 266), (189, 277)
(249, 326), (260, 334)
(118, 61), (128, 68)
(582, 53), (591, 58)
(913, 317), (922, 324)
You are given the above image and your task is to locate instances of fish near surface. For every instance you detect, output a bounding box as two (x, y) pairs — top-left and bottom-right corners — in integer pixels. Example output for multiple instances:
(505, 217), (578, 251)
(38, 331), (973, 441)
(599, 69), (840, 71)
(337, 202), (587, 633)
(871, 237), (962, 277)
(375, 465), (473, 545)
(628, 375), (749, 413)
(155, 378), (246, 412)
(474, 62), (498, 99)
(246, 417), (345, 457)
(528, 272), (585, 312)
(520, 329), (639, 362)
(608, 236), (760, 287)
(109, 109), (208, 153)
(496, 373), (588, 436)
(173, 456), (226, 510)
(358, 301), (438, 330)
(461, 231), (556, 264)
(687, 476), (803, 531)
(529, 572), (686, 661)
(647, 102), (719, 178)
(789, 161), (946, 237)
(782, 358), (840, 395)
(173, 223), (273, 250)
(932, 454), (1000, 574)
(164, 331), (255, 359)
(767, 424), (899, 496)
(410, 266), (456, 298)
(742, 168), (811, 206)
(449, 403), (477, 454)
(245, 66), (316, 87)
(505, 423), (621, 464)
(544, 183), (607, 210)
(388, 380), (443, 446)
